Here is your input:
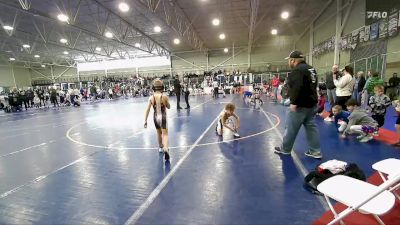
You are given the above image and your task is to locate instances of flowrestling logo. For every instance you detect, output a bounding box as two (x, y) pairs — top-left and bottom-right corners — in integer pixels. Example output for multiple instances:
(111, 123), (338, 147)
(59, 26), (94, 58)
(367, 11), (388, 20)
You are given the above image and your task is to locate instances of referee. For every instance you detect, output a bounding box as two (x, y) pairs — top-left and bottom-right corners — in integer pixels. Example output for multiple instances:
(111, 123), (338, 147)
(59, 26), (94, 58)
(274, 50), (322, 159)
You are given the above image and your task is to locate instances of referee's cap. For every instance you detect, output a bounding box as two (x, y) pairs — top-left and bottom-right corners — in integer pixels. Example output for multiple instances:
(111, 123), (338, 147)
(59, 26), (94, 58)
(285, 50), (304, 60)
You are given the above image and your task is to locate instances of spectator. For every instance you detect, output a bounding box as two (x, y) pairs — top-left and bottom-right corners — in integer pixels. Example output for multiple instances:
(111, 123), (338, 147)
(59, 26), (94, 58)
(332, 105), (350, 133)
(326, 65), (339, 110)
(368, 85), (391, 127)
(173, 75), (182, 109)
(333, 65), (355, 110)
(26, 88), (34, 108)
(389, 73), (400, 87)
(50, 87), (59, 108)
(183, 80), (190, 109)
(271, 75), (280, 102)
(274, 50), (322, 159)
(342, 99), (378, 143)
(364, 71), (384, 96)
(317, 92), (326, 115)
(353, 71), (366, 105)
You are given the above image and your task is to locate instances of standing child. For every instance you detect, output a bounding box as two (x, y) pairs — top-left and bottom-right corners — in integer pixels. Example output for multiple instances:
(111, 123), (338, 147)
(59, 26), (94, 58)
(368, 85), (391, 127)
(331, 105), (350, 133)
(144, 79), (171, 161)
(216, 103), (241, 139)
(341, 99), (378, 142)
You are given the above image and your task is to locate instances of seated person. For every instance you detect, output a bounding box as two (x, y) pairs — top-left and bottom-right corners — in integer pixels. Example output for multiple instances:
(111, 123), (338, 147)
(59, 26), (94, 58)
(341, 99), (378, 143)
(216, 103), (240, 138)
(317, 93), (326, 115)
(332, 105), (350, 133)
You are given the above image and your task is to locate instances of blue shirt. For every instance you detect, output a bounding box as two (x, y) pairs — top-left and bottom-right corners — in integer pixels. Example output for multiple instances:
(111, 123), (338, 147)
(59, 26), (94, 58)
(334, 111), (351, 127)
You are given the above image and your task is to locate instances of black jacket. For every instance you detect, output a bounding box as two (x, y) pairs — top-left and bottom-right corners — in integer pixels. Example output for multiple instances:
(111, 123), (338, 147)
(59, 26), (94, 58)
(173, 78), (181, 93)
(357, 76), (366, 92)
(288, 61), (318, 108)
(325, 71), (336, 90)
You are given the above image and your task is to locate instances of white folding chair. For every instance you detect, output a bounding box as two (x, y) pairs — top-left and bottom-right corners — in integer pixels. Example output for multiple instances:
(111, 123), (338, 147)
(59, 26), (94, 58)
(317, 174), (400, 225)
(372, 158), (400, 200)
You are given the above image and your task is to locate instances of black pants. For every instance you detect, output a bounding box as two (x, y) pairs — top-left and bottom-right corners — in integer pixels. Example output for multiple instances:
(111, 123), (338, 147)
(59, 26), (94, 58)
(51, 96), (59, 107)
(40, 97), (45, 107)
(21, 99), (28, 110)
(214, 87), (219, 98)
(28, 98), (34, 107)
(372, 114), (385, 127)
(336, 95), (351, 111)
(175, 92), (181, 108)
(184, 91), (190, 108)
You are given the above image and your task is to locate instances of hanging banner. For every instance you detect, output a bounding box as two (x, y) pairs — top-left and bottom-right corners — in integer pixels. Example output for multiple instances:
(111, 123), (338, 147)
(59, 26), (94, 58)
(340, 34), (348, 50)
(388, 9), (399, 37)
(379, 18), (389, 38)
(359, 26), (365, 43)
(366, 0), (400, 25)
(370, 22), (380, 41)
(364, 25), (371, 42)
(350, 29), (359, 49)
(398, 9), (400, 27)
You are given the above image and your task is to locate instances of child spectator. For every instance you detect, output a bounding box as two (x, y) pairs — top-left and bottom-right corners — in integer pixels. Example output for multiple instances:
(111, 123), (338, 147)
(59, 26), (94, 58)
(216, 103), (241, 139)
(368, 85), (391, 127)
(341, 99), (378, 142)
(317, 93), (326, 115)
(332, 105), (350, 133)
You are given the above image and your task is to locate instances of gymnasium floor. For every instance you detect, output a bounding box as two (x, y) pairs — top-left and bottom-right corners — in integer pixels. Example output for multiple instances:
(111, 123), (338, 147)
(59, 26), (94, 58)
(0, 94), (398, 225)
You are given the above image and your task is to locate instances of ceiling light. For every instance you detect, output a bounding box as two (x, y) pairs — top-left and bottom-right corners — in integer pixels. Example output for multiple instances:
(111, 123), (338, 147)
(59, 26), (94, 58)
(3, 25), (14, 31)
(281, 11), (289, 19)
(219, 33), (225, 40)
(34, 55), (40, 58)
(57, 14), (69, 22)
(154, 26), (161, 33)
(95, 47), (102, 51)
(271, 29), (278, 35)
(9, 57), (15, 61)
(173, 38), (180, 45)
(63, 51), (69, 55)
(22, 44), (30, 48)
(118, 2), (130, 12)
(41, 65), (46, 68)
(60, 38), (68, 44)
(223, 48), (228, 53)
(105, 31), (113, 38)
(135, 43), (141, 48)
(212, 18), (220, 26)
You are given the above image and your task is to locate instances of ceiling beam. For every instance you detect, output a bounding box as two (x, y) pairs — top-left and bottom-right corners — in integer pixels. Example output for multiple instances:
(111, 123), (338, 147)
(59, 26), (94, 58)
(294, 0), (334, 47)
(136, 0), (207, 54)
(247, 0), (259, 58)
(90, 0), (169, 55)
(0, 0), (169, 59)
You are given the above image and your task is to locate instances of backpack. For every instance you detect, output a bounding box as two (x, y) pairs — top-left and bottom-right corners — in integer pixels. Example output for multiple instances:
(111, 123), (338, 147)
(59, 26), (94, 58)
(304, 162), (366, 195)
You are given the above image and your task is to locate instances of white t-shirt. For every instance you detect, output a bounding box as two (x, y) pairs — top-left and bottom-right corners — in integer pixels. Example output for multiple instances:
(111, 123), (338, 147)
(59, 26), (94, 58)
(213, 81), (219, 88)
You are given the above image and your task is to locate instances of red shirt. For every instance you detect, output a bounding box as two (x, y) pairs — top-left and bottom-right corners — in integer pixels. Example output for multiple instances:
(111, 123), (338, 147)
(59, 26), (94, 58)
(272, 78), (280, 87)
